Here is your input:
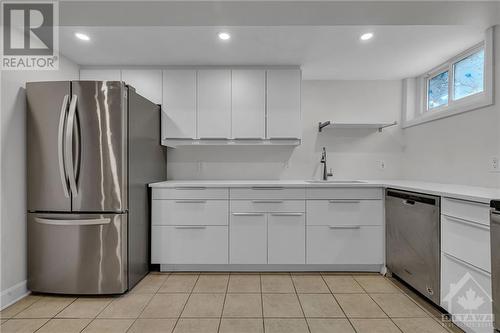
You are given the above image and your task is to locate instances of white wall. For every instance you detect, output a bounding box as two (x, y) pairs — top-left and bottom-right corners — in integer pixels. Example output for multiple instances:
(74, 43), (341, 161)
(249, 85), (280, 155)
(167, 80), (405, 180)
(0, 56), (79, 308)
(400, 27), (500, 188)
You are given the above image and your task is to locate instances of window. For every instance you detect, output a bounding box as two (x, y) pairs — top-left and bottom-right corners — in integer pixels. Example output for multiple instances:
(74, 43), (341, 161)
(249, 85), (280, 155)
(403, 29), (493, 128)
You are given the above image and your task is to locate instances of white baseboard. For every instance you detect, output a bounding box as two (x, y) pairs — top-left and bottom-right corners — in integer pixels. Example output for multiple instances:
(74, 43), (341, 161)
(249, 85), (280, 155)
(160, 264), (383, 272)
(1, 280), (29, 310)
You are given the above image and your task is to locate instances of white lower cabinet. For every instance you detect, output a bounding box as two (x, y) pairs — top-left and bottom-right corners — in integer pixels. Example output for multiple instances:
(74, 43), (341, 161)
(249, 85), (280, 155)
(306, 226), (383, 265)
(152, 226), (228, 264)
(268, 213), (305, 264)
(230, 213), (267, 264)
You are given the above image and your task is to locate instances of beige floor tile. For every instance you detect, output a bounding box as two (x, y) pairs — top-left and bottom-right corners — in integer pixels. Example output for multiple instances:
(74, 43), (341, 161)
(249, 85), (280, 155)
(0, 296), (42, 319)
(298, 294), (344, 318)
(292, 275), (330, 293)
(323, 276), (365, 293)
(350, 319), (402, 333)
(354, 275), (401, 293)
(173, 318), (219, 333)
(393, 318), (452, 333)
(181, 294), (225, 317)
(334, 294), (386, 318)
(36, 318), (91, 333)
(223, 294), (262, 317)
(264, 318), (309, 333)
(307, 318), (355, 333)
(140, 293), (189, 318)
(56, 297), (113, 318)
(371, 294), (429, 318)
(98, 294), (152, 319)
(261, 275), (295, 293)
(127, 318), (176, 333)
(1, 319), (7, 324)
(219, 318), (264, 333)
(14, 297), (75, 318)
(159, 275), (199, 293)
(228, 275), (261, 293)
(82, 319), (134, 333)
(131, 274), (169, 294)
(0, 319), (48, 333)
(192, 274), (229, 293)
(262, 294), (303, 318)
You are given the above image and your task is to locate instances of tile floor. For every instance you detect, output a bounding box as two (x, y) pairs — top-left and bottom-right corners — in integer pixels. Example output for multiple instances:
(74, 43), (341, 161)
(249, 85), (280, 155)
(0, 272), (462, 333)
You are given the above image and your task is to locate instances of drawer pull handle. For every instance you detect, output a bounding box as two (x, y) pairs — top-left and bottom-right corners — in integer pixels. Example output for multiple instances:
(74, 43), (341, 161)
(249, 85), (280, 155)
(443, 215), (490, 230)
(232, 213), (265, 216)
(252, 200), (284, 203)
(328, 200), (361, 203)
(442, 252), (490, 277)
(328, 226), (361, 230)
(174, 187), (207, 190)
(175, 200), (207, 204)
(251, 187), (284, 190)
(174, 226), (207, 229)
(271, 213), (303, 216)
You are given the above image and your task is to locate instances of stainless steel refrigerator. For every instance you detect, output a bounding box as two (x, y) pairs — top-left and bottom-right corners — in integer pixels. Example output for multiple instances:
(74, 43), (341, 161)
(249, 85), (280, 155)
(26, 81), (166, 294)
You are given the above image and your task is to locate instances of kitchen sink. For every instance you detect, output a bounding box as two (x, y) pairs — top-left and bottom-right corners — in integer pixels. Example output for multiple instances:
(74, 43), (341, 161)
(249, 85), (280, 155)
(305, 180), (367, 184)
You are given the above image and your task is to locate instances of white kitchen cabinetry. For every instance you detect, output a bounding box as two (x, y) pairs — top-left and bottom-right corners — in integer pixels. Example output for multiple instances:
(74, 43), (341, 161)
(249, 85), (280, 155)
(163, 70), (197, 139)
(266, 69), (301, 139)
(197, 70), (232, 138)
(268, 213), (305, 264)
(121, 69), (162, 104)
(231, 70), (266, 139)
(80, 69), (122, 81)
(230, 213), (267, 264)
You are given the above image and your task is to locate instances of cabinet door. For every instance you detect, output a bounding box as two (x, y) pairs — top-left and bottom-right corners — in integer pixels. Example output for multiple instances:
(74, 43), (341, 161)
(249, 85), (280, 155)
(163, 70), (197, 139)
(122, 69), (162, 104)
(268, 213), (305, 264)
(266, 69), (301, 139)
(197, 70), (231, 138)
(231, 70), (265, 139)
(79, 69), (121, 81)
(230, 213), (267, 264)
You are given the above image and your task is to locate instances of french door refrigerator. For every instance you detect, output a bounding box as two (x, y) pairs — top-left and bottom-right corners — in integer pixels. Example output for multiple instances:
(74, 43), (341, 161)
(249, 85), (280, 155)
(26, 81), (166, 294)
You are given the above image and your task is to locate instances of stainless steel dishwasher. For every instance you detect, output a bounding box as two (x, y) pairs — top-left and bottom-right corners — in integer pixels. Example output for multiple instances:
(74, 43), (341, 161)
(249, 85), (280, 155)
(386, 189), (441, 305)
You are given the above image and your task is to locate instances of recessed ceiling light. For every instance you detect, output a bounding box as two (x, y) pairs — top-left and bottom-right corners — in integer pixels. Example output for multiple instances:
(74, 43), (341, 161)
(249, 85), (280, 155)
(75, 32), (90, 41)
(360, 32), (374, 41)
(218, 32), (231, 41)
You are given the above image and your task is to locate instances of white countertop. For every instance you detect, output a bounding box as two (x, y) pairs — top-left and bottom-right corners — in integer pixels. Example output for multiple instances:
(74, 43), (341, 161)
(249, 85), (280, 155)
(149, 179), (500, 204)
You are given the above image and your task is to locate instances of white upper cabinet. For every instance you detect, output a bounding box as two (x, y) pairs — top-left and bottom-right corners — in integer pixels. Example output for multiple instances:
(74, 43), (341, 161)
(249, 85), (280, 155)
(122, 69), (162, 104)
(266, 69), (301, 139)
(163, 70), (197, 139)
(79, 69), (122, 81)
(231, 70), (266, 139)
(197, 70), (232, 138)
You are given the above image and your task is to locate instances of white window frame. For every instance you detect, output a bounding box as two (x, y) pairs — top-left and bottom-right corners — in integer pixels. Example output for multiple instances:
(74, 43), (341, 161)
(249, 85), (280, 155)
(403, 28), (493, 128)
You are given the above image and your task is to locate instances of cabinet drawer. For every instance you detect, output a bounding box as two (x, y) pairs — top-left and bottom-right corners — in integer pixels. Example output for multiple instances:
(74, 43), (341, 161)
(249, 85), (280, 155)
(151, 226), (228, 264)
(306, 188), (383, 200)
(306, 200), (382, 226)
(152, 187), (228, 200)
(230, 187), (305, 200)
(231, 200), (305, 213)
(306, 226), (383, 265)
(441, 253), (492, 333)
(442, 215), (491, 272)
(152, 200), (228, 226)
(442, 198), (489, 226)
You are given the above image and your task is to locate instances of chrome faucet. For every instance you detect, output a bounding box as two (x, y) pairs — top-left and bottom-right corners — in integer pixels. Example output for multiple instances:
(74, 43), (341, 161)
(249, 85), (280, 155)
(320, 147), (333, 181)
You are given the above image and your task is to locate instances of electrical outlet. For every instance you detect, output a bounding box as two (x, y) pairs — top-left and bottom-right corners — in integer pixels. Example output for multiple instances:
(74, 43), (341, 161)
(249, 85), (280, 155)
(490, 156), (500, 172)
(377, 160), (386, 170)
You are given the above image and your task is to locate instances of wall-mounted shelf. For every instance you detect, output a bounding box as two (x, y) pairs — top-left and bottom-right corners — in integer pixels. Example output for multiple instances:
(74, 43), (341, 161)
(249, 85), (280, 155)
(162, 138), (301, 148)
(318, 121), (397, 133)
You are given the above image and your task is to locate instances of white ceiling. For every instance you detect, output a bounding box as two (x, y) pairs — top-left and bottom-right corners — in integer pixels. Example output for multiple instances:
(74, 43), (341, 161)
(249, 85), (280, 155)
(61, 25), (484, 80)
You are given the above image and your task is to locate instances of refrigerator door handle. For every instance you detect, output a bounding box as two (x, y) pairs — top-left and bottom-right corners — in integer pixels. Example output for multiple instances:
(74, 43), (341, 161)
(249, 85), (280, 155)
(58, 95), (70, 198)
(34, 217), (111, 226)
(65, 94), (78, 196)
